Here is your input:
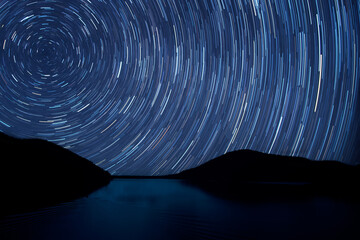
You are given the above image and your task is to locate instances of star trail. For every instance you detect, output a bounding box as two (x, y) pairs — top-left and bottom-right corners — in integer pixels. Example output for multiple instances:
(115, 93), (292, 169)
(0, 0), (359, 175)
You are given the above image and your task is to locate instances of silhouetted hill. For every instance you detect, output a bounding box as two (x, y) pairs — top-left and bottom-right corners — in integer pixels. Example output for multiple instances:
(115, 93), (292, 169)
(0, 132), (111, 216)
(175, 150), (360, 200)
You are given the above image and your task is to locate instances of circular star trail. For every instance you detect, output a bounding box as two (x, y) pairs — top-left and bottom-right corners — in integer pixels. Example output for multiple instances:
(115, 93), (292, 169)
(0, 0), (359, 175)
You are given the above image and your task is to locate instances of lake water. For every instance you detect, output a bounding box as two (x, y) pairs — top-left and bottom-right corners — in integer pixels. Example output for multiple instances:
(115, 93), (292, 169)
(1, 179), (360, 240)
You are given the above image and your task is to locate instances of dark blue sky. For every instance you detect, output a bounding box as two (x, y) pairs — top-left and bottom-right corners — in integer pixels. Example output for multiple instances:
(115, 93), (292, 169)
(0, 0), (359, 175)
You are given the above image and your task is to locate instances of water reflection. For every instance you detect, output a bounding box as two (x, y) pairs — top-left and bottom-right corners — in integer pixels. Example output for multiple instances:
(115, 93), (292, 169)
(1, 179), (359, 240)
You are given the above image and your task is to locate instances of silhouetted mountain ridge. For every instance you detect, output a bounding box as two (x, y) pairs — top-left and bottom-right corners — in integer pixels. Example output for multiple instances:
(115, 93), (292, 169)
(0, 132), (111, 216)
(177, 150), (359, 182)
(175, 150), (360, 199)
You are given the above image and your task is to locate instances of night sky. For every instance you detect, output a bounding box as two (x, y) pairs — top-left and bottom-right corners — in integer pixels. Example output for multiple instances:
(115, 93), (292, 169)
(0, 0), (359, 175)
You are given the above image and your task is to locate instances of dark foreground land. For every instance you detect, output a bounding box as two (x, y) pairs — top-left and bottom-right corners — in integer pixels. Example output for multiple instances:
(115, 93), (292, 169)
(0, 132), (111, 217)
(1, 132), (360, 239)
(172, 150), (360, 201)
(2, 131), (360, 217)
